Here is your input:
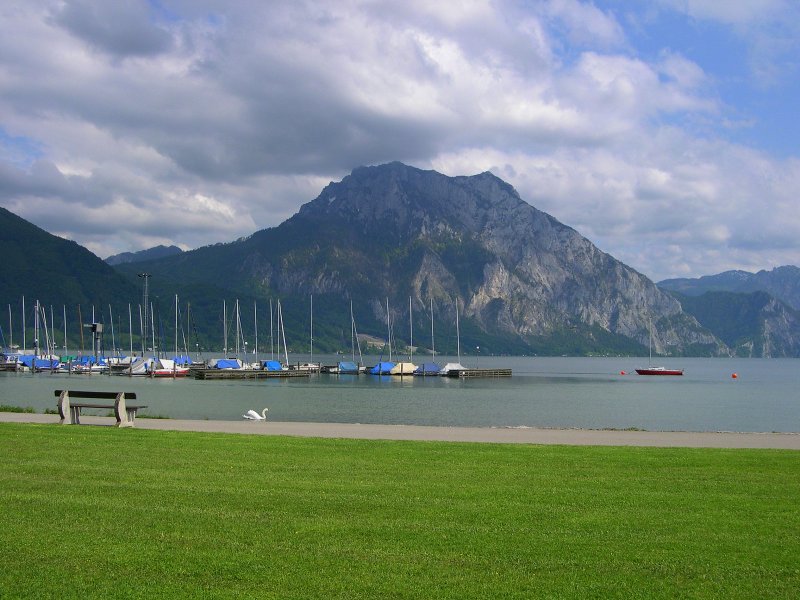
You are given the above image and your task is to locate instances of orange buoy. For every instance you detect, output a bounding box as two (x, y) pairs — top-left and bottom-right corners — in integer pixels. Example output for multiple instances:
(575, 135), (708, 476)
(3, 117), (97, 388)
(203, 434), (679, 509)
(731, 373), (738, 379)
(620, 370), (626, 375)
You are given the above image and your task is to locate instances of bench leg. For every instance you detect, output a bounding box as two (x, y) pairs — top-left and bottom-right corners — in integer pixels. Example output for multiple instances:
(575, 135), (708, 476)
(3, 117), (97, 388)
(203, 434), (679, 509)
(58, 390), (73, 425)
(70, 406), (81, 425)
(115, 393), (133, 428)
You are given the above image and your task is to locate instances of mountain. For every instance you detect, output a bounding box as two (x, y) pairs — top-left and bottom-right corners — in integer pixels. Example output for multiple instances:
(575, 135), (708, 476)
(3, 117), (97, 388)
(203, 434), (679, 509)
(675, 291), (800, 357)
(105, 245), (183, 266)
(115, 162), (722, 356)
(0, 206), (138, 347)
(659, 266), (800, 310)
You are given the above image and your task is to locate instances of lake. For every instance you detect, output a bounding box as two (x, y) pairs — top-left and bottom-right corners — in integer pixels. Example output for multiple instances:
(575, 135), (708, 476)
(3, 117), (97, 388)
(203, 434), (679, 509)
(1, 355), (798, 433)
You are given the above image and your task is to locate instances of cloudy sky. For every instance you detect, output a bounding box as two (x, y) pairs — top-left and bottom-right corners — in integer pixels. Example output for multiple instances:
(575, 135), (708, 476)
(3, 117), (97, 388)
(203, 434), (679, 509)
(1, 0), (799, 281)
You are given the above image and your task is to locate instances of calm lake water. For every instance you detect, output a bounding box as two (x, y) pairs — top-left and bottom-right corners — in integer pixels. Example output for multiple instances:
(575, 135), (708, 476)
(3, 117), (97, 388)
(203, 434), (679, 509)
(2, 355), (798, 433)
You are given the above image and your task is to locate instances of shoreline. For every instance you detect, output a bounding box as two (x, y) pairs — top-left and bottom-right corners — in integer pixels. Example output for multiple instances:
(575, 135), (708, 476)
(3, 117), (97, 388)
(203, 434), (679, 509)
(1, 412), (799, 449)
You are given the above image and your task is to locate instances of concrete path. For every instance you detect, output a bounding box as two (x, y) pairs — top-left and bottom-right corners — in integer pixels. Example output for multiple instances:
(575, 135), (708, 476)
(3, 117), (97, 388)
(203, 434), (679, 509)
(2, 412), (799, 449)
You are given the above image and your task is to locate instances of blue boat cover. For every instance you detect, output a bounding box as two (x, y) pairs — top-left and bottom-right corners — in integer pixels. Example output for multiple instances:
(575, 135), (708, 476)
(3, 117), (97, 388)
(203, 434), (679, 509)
(215, 359), (241, 369)
(263, 360), (283, 371)
(72, 355), (107, 366)
(414, 362), (441, 375)
(171, 355), (193, 366)
(34, 358), (60, 369)
(337, 361), (359, 373)
(369, 361), (395, 375)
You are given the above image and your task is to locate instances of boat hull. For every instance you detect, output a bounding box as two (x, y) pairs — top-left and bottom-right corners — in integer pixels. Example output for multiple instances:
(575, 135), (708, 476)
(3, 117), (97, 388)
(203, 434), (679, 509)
(635, 368), (683, 376)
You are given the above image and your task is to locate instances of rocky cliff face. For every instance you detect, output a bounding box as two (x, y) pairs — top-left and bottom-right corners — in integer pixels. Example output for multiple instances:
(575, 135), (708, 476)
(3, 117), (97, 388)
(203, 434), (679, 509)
(225, 162), (722, 354)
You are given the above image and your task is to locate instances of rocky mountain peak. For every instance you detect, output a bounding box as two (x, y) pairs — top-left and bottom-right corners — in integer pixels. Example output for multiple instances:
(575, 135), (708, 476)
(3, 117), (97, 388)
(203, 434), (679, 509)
(258, 162), (719, 353)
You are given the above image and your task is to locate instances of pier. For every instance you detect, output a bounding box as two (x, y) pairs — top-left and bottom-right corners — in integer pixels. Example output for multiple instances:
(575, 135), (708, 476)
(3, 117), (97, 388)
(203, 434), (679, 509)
(447, 368), (512, 378)
(191, 369), (310, 380)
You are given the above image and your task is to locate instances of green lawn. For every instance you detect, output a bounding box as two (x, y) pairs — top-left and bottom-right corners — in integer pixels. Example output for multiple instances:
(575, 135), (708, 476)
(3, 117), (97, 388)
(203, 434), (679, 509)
(1, 423), (798, 599)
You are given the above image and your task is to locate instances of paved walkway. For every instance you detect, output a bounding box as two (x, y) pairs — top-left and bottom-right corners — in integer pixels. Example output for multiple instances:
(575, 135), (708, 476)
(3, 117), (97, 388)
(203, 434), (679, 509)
(2, 412), (799, 449)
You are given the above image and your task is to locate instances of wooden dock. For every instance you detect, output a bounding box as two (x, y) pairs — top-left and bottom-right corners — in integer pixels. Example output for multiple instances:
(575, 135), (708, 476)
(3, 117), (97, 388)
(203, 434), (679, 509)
(447, 368), (512, 378)
(192, 368), (310, 380)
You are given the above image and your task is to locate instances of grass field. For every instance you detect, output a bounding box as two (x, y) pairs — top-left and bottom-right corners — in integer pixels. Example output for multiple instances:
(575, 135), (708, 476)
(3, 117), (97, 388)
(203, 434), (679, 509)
(1, 422), (798, 599)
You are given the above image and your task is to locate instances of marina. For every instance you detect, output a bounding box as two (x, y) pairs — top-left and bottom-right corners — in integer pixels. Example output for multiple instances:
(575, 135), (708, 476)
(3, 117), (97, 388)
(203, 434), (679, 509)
(1, 356), (798, 434)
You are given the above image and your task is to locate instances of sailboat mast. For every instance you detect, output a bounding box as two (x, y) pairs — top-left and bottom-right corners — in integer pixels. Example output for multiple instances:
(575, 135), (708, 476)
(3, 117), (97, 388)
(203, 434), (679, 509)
(430, 298), (435, 360)
(50, 305), (55, 355)
(128, 304), (133, 357)
(34, 299), (39, 356)
(270, 298), (274, 361)
(109, 305), (116, 356)
(223, 300), (227, 356)
(386, 297), (392, 363)
(350, 300), (355, 363)
(184, 302), (189, 356)
(456, 301), (461, 364)
(409, 296), (413, 362)
(235, 299), (240, 357)
(254, 301), (258, 358)
(137, 304), (143, 355)
(279, 300), (289, 365)
(150, 302), (156, 357)
(310, 294), (313, 366)
(174, 295), (178, 357)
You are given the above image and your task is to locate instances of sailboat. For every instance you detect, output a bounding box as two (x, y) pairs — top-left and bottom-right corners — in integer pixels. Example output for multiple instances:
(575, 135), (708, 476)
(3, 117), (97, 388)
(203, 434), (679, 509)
(439, 300), (466, 376)
(338, 300), (364, 374)
(293, 294), (320, 372)
(390, 297), (417, 376)
(635, 318), (683, 376)
(369, 298), (396, 375)
(414, 298), (441, 375)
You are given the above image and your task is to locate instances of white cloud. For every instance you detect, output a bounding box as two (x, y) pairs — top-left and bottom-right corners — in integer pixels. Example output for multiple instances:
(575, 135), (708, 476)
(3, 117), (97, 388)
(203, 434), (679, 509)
(543, 0), (627, 49)
(0, 0), (797, 278)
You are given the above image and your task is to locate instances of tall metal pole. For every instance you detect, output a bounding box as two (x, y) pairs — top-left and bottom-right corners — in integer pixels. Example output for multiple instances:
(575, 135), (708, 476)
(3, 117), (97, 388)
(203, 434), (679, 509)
(430, 298), (435, 360)
(138, 273), (150, 354)
(409, 296), (413, 362)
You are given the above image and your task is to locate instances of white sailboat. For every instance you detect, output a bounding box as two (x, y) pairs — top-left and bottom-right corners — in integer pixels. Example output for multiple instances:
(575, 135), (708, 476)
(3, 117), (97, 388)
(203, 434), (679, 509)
(439, 300), (466, 376)
(391, 297), (417, 375)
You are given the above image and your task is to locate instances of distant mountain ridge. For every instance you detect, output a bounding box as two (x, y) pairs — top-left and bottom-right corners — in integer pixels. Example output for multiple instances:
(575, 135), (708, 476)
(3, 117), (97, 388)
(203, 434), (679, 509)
(106, 245), (183, 266)
(659, 266), (800, 310)
(674, 290), (800, 357)
(115, 162), (723, 356)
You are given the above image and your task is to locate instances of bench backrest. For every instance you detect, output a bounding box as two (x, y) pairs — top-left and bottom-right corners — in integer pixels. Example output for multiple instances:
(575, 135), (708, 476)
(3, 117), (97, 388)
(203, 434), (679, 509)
(54, 389), (137, 400)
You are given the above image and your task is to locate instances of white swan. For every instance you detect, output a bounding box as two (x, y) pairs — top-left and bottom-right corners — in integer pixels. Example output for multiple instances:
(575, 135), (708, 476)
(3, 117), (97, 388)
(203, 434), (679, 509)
(243, 408), (269, 420)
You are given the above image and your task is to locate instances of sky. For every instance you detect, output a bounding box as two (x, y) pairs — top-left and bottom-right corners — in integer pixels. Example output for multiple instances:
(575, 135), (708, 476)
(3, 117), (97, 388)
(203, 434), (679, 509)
(1, 0), (799, 282)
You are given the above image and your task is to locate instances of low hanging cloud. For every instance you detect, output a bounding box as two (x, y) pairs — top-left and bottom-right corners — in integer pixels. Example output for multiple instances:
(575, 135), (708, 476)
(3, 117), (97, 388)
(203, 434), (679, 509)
(0, 0), (798, 281)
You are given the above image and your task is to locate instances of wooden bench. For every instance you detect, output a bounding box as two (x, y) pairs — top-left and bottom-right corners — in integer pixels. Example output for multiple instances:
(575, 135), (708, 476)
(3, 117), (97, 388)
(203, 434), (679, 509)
(55, 390), (147, 428)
